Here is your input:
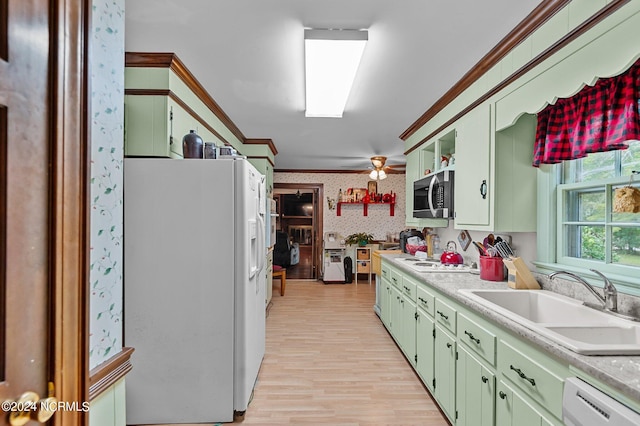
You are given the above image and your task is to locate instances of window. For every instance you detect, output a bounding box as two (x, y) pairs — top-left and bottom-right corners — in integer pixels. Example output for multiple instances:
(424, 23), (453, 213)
(557, 142), (640, 274)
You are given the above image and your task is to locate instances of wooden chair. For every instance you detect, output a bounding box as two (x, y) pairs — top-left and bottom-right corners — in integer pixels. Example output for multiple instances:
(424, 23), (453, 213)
(272, 265), (286, 296)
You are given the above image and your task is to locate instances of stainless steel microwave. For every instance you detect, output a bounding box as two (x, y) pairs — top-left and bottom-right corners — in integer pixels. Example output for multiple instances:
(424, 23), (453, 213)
(413, 170), (454, 219)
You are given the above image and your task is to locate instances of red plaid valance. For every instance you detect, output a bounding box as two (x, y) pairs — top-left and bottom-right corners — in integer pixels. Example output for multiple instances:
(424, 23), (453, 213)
(533, 58), (640, 167)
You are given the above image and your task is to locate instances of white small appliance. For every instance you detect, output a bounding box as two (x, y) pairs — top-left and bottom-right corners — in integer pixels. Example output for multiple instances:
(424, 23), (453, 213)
(323, 232), (345, 282)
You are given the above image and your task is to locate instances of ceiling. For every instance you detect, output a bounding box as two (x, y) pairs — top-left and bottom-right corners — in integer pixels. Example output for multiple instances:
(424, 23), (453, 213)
(125, 0), (541, 172)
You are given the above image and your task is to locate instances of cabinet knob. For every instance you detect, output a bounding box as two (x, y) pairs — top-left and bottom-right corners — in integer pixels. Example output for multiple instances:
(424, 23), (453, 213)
(499, 391), (507, 400)
(481, 376), (488, 383)
(446, 342), (452, 348)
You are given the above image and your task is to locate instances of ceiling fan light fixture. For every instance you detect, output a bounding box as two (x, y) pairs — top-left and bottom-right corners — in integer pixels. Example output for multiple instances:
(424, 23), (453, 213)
(369, 156), (387, 181)
(370, 156), (386, 169)
(304, 29), (368, 118)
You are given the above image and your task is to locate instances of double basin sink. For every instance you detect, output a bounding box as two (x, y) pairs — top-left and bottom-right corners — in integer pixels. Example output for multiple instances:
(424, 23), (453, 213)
(458, 289), (640, 355)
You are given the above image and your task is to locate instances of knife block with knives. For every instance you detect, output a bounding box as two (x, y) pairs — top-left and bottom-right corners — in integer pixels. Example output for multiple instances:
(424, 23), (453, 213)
(501, 257), (540, 290)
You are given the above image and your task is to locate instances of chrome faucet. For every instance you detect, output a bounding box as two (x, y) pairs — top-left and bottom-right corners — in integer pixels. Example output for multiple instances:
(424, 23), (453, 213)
(548, 269), (617, 312)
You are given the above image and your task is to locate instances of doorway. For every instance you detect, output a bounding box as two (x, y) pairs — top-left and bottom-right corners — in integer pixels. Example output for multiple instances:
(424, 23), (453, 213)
(274, 183), (323, 280)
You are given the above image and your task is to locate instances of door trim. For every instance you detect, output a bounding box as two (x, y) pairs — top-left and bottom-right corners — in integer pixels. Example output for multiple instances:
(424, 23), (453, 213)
(50, 0), (91, 423)
(274, 183), (324, 279)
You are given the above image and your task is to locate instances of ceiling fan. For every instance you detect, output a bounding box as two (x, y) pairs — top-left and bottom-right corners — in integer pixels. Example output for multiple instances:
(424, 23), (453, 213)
(367, 156), (405, 180)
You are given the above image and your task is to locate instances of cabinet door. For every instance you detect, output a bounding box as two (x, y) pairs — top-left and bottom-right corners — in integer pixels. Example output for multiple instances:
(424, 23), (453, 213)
(390, 285), (403, 345)
(434, 325), (456, 422)
(496, 380), (555, 426)
(124, 95), (170, 157)
(454, 104), (491, 227)
(380, 279), (391, 330)
(456, 346), (495, 426)
(401, 296), (417, 367)
(416, 308), (435, 392)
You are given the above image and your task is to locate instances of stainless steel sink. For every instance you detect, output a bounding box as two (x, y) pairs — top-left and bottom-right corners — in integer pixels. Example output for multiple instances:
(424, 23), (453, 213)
(458, 289), (640, 355)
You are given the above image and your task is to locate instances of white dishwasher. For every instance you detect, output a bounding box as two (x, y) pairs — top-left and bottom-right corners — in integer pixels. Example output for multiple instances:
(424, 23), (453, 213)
(563, 377), (640, 426)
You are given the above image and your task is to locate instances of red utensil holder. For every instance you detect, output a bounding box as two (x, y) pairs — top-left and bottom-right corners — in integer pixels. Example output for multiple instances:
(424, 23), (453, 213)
(479, 256), (504, 281)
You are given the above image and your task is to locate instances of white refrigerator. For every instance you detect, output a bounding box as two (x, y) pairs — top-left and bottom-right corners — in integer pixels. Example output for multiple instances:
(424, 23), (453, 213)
(123, 157), (266, 424)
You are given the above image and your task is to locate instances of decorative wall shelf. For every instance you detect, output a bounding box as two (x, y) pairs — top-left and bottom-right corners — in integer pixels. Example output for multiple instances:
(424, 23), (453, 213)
(337, 201), (395, 216)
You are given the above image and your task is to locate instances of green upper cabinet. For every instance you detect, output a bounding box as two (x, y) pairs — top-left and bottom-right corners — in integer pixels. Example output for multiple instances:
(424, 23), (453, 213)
(124, 53), (277, 178)
(124, 95), (225, 158)
(454, 106), (537, 232)
(400, 0), (640, 234)
(454, 104), (491, 227)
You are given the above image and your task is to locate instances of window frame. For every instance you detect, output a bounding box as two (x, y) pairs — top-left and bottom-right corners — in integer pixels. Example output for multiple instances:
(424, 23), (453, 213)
(535, 158), (640, 296)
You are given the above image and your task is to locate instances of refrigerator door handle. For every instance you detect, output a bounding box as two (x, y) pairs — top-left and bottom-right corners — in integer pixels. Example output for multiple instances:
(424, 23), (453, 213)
(257, 213), (266, 274)
(249, 218), (258, 280)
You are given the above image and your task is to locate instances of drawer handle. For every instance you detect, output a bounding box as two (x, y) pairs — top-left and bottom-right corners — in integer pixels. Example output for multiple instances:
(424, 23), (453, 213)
(510, 365), (536, 387)
(464, 330), (480, 344)
(392, 277), (398, 283)
(437, 310), (449, 320)
(499, 391), (507, 400)
(481, 376), (488, 383)
(446, 343), (452, 348)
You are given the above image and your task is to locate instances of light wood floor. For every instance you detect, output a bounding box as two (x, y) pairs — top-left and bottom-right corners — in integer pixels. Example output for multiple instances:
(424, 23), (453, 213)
(233, 279), (449, 425)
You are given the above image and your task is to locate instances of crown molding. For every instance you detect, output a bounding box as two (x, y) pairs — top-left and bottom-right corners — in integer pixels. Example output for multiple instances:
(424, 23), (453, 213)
(403, 0), (630, 154)
(125, 52), (246, 144)
(400, 0), (570, 141)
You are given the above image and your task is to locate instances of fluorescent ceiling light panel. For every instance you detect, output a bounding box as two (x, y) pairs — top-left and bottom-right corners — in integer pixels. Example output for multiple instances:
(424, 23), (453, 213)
(304, 29), (368, 118)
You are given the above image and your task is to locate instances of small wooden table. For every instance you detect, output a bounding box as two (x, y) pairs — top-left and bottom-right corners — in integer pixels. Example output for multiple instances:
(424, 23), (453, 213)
(272, 266), (286, 296)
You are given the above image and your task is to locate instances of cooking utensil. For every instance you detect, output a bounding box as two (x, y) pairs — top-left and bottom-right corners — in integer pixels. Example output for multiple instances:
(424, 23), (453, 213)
(472, 241), (486, 256)
(495, 241), (515, 258)
(483, 233), (495, 249)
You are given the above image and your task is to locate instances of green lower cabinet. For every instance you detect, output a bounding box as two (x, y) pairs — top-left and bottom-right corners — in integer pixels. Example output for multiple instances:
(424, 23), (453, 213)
(434, 324), (456, 422)
(456, 345), (495, 426)
(380, 278), (391, 330)
(401, 296), (417, 367)
(416, 308), (435, 393)
(390, 285), (403, 346)
(496, 380), (556, 426)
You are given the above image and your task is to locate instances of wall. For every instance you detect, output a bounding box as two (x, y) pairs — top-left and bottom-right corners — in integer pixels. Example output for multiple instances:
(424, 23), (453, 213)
(274, 172), (406, 241)
(89, 0), (125, 369)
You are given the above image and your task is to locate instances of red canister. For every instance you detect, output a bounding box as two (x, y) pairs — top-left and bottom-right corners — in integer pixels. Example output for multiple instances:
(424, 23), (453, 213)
(479, 256), (504, 281)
